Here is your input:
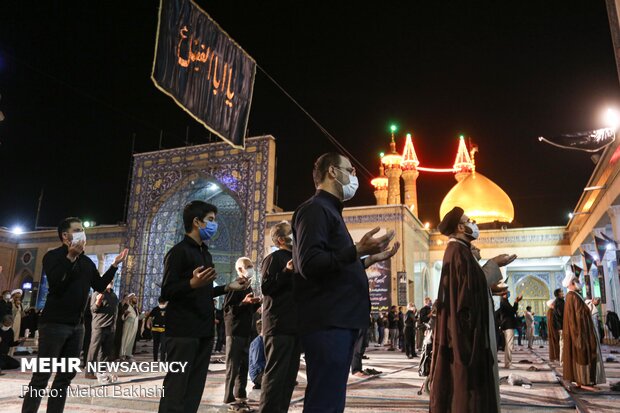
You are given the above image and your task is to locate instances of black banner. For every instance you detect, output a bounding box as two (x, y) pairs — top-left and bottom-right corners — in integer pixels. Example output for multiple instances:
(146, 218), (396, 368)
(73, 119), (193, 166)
(367, 260), (391, 314)
(596, 264), (607, 304)
(397, 271), (407, 306)
(538, 128), (615, 152)
(582, 250), (595, 274)
(152, 0), (256, 148)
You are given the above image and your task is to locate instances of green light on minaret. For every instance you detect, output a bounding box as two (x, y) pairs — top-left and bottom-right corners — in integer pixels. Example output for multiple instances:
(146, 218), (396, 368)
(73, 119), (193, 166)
(379, 152), (385, 158)
(459, 134), (465, 140)
(406, 133), (411, 139)
(390, 124), (397, 133)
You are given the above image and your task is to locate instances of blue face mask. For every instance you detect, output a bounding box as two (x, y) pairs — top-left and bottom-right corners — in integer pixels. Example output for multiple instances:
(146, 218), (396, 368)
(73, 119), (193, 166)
(199, 221), (218, 241)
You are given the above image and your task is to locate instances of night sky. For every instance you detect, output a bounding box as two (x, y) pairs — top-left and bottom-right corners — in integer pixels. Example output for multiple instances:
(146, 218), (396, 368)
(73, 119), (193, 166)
(1, 0), (619, 230)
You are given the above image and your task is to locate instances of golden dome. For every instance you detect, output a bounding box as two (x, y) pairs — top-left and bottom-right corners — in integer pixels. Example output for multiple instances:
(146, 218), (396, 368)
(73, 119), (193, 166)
(439, 172), (514, 224)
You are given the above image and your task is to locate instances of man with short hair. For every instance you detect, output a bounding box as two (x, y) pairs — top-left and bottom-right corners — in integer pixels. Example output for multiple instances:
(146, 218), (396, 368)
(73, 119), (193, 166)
(259, 221), (301, 413)
(430, 207), (499, 413)
(293, 152), (399, 412)
(158, 201), (248, 413)
(147, 297), (167, 362)
(86, 282), (119, 380)
(416, 297), (432, 353)
(562, 272), (606, 390)
(553, 288), (565, 364)
(525, 306), (535, 349)
(387, 305), (399, 351)
(22, 217), (127, 413)
(498, 291), (523, 368)
(223, 257), (261, 411)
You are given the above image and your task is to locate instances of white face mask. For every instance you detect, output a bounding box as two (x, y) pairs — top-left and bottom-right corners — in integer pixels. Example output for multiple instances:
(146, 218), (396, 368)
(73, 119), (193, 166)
(158, 304), (166, 309)
(1, 325), (10, 331)
(244, 268), (255, 280)
(71, 231), (86, 244)
(335, 170), (359, 201)
(3, 294), (10, 301)
(464, 222), (480, 240)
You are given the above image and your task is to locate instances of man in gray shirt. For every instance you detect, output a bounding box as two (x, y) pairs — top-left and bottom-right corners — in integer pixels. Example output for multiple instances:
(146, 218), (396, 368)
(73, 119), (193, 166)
(86, 282), (119, 379)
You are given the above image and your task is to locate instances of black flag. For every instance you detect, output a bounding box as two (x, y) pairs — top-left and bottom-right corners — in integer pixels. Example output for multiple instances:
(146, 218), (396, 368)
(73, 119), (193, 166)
(538, 128), (615, 152)
(582, 250), (595, 274)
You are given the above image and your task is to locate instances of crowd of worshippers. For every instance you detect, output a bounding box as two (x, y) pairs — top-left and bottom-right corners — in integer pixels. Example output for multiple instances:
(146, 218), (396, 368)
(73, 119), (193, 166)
(8, 152), (620, 413)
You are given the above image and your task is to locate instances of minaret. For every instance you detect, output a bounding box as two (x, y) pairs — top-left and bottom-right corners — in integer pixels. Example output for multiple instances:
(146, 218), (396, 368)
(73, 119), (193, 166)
(401, 133), (420, 216)
(453, 135), (474, 182)
(381, 127), (403, 204)
(370, 164), (389, 205)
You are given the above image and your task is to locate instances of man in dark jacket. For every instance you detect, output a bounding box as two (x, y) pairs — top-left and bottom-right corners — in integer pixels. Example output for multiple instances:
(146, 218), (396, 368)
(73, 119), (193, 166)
(158, 201), (248, 413)
(553, 288), (565, 363)
(292, 153), (399, 412)
(86, 282), (119, 379)
(22, 217), (127, 413)
(223, 257), (261, 409)
(498, 291), (522, 368)
(258, 221), (300, 413)
(147, 297), (167, 362)
(403, 304), (417, 358)
(387, 306), (399, 351)
(416, 297), (432, 352)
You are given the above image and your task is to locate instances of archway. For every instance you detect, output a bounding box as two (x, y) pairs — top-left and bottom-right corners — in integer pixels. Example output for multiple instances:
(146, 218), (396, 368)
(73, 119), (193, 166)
(140, 177), (244, 310)
(514, 275), (551, 317)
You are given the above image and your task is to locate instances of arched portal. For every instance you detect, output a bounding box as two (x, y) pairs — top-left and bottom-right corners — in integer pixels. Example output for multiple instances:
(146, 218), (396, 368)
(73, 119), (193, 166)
(140, 177), (244, 310)
(514, 275), (551, 316)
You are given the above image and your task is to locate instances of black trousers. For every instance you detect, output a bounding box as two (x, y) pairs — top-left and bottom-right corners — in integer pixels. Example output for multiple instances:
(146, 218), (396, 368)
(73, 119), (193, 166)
(158, 336), (214, 413)
(22, 322), (84, 413)
(152, 331), (167, 362)
(259, 335), (301, 413)
(87, 326), (115, 372)
(0, 354), (20, 370)
(302, 328), (357, 413)
(350, 328), (367, 374)
(404, 326), (416, 357)
(224, 335), (250, 403)
(215, 323), (226, 352)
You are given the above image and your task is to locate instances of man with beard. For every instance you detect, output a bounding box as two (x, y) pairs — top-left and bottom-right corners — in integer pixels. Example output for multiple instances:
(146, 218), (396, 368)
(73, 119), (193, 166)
(471, 243), (516, 411)
(562, 272), (606, 390)
(553, 288), (565, 364)
(429, 207), (498, 413)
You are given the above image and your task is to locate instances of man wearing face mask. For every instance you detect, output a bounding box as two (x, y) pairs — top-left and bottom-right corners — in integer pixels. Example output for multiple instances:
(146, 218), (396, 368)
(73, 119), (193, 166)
(429, 207), (499, 413)
(158, 201), (249, 413)
(0, 289), (12, 320)
(293, 152), (400, 413)
(471, 244), (516, 411)
(223, 257), (261, 411)
(258, 221), (300, 413)
(562, 272), (606, 391)
(22, 217), (128, 413)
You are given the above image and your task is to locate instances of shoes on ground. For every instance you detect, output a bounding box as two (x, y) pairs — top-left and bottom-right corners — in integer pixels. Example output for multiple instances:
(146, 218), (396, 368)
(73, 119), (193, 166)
(364, 368), (382, 375)
(362, 355), (369, 359)
(352, 371), (370, 378)
(228, 401), (255, 412)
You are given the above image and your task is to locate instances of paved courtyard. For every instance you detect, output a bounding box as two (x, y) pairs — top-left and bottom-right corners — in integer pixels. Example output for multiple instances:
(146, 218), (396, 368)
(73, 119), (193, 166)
(1, 340), (619, 412)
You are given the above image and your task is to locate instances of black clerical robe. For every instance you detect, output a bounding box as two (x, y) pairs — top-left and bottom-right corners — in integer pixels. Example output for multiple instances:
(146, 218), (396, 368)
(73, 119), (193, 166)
(430, 238), (498, 413)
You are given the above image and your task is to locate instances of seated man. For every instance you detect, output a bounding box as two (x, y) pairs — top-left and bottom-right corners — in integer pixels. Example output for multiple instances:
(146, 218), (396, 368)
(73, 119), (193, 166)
(248, 320), (265, 390)
(1, 315), (25, 371)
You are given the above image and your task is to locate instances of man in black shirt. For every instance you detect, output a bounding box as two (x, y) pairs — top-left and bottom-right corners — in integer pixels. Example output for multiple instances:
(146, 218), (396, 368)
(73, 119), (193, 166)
(553, 288), (565, 364)
(498, 291), (522, 368)
(158, 201), (248, 413)
(259, 221), (300, 413)
(86, 282), (119, 379)
(416, 297), (432, 352)
(223, 257), (261, 409)
(387, 306), (399, 351)
(147, 297), (167, 362)
(292, 152), (400, 412)
(22, 217), (127, 413)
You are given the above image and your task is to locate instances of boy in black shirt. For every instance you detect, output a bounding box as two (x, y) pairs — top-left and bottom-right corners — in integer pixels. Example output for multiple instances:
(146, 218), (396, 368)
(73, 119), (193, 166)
(158, 201), (248, 413)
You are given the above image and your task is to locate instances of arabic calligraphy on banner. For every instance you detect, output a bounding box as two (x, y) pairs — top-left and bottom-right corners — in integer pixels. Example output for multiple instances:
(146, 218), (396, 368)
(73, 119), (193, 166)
(367, 260), (391, 314)
(152, 0), (256, 148)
